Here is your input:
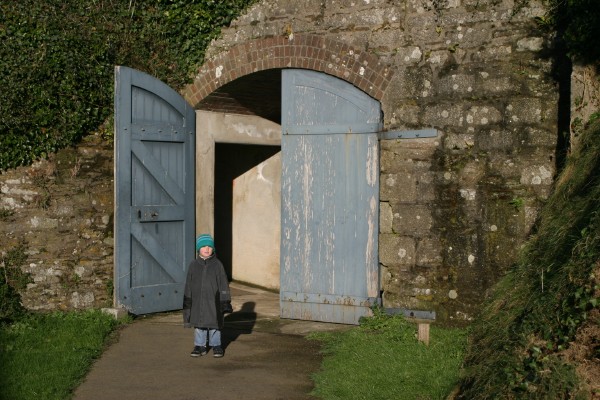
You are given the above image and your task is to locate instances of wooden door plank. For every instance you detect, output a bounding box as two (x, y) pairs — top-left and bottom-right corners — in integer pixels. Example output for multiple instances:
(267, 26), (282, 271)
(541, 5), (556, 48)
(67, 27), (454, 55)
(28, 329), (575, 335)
(280, 69), (380, 324)
(114, 66), (195, 315)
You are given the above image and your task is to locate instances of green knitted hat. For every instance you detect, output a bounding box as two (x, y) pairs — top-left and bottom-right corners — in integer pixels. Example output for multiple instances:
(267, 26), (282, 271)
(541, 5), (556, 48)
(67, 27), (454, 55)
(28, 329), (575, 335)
(195, 234), (215, 252)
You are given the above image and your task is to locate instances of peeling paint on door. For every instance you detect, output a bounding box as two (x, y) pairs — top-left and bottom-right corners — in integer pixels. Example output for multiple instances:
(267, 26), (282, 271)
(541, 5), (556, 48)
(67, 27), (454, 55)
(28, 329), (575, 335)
(280, 69), (381, 324)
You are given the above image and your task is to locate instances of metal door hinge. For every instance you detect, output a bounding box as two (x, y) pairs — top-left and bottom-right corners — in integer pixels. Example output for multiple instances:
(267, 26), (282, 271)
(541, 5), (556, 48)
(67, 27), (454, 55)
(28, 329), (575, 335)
(377, 128), (438, 140)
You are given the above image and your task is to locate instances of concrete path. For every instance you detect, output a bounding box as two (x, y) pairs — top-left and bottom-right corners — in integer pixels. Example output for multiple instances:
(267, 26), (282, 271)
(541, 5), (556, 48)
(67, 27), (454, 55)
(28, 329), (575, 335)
(73, 283), (349, 400)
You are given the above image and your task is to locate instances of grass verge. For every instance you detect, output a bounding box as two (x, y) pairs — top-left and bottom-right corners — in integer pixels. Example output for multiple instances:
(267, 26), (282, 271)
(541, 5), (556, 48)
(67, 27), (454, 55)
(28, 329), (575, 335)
(308, 309), (467, 400)
(0, 310), (126, 400)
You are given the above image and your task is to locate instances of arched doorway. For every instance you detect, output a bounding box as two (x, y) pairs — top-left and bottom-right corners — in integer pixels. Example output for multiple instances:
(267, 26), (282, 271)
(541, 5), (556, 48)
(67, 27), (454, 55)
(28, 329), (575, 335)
(115, 66), (382, 324)
(196, 68), (382, 324)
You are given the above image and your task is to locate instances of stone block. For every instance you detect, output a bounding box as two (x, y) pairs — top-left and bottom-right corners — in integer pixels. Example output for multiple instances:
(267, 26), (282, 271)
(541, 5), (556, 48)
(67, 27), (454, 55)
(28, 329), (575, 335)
(28, 216), (59, 229)
(480, 74), (517, 95)
(472, 45), (512, 62)
(426, 50), (452, 68)
(379, 234), (415, 269)
(477, 129), (516, 152)
(380, 139), (440, 174)
(505, 98), (543, 124)
(486, 153), (520, 181)
(465, 105), (503, 126)
(389, 103), (420, 125)
(381, 173), (417, 203)
(393, 46), (423, 66)
(444, 133), (474, 150)
(441, 23), (493, 48)
(404, 14), (442, 44)
(386, 67), (433, 100)
(521, 127), (557, 148)
(379, 202), (393, 233)
(70, 291), (95, 309)
(416, 237), (443, 267)
(416, 170), (436, 202)
(423, 103), (464, 128)
(520, 164), (554, 186)
(458, 160), (485, 187)
(391, 204), (433, 236)
(517, 37), (544, 52)
(437, 73), (477, 97)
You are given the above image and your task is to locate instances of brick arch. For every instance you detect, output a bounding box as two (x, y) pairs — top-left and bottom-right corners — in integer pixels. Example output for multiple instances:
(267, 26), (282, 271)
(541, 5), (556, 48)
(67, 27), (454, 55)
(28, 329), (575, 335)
(182, 33), (394, 108)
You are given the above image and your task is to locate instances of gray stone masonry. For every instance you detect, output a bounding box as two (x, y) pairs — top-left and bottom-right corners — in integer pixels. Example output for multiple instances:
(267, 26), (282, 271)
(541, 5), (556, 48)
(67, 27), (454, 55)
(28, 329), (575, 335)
(204, 0), (557, 324)
(4, 0), (596, 324)
(1, 132), (114, 311)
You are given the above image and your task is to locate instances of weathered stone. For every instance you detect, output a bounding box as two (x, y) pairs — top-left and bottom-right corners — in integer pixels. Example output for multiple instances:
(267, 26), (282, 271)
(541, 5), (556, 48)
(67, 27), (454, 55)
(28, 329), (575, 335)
(457, 160), (485, 186)
(416, 237), (443, 267)
(1, 0), (581, 324)
(381, 173), (417, 203)
(70, 291), (95, 309)
(392, 204), (434, 237)
(379, 234), (415, 270)
(444, 133), (475, 150)
(477, 129), (516, 152)
(437, 73), (477, 97)
(416, 169), (436, 202)
(505, 98), (543, 125)
(0, 132), (113, 312)
(28, 216), (59, 230)
(423, 103), (465, 128)
(379, 202), (393, 234)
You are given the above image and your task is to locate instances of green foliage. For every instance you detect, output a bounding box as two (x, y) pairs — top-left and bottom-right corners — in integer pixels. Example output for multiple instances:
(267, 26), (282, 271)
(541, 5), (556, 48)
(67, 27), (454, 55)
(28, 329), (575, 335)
(536, 0), (600, 64)
(509, 197), (525, 211)
(0, 209), (14, 220)
(155, 0), (258, 88)
(309, 310), (467, 400)
(0, 242), (31, 325)
(0, 0), (118, 170)
(1, 0), (593, 168)
(459, 119), (600, 399)
(0, 0), (257, 171)
(0, 310), (124, 400)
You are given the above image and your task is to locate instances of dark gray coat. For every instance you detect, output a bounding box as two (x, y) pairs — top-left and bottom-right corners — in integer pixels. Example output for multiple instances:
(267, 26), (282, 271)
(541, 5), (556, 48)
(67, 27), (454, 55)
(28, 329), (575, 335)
(182, 254), (230, 329)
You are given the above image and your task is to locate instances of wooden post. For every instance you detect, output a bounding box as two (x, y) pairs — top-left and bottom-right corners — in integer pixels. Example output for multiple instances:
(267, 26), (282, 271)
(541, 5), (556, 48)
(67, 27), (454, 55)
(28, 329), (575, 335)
(418, 321), (430, 345)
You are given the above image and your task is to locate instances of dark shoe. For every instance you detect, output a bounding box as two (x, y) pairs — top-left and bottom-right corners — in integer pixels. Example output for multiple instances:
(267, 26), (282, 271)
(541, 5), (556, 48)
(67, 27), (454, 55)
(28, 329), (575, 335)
(213, 346), (224, 358)
(190, 346), (207, 357)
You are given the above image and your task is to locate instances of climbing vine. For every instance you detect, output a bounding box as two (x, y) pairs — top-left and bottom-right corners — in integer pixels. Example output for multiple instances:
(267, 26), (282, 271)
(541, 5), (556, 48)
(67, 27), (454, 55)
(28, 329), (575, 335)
(534, 0), (600, 64)
(0, 0), (257, 171)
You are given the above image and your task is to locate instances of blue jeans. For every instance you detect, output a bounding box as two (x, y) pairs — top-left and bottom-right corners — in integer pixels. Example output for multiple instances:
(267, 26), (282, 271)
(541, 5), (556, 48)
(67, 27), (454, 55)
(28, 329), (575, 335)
(194, 328), (221, 347)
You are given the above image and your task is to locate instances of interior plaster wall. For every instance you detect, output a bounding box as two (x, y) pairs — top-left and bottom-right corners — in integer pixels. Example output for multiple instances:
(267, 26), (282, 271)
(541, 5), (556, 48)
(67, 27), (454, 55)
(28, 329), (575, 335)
(195, 111), (281, 233)
(195, 110), (281, 286)
(232, 153), (281, 289)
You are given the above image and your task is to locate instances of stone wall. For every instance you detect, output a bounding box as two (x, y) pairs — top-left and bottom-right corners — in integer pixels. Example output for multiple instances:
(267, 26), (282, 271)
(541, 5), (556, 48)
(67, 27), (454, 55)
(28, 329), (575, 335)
(0, 132), (114, 311)
(198, 0), (559, 323)
(0, 0), (574, 324)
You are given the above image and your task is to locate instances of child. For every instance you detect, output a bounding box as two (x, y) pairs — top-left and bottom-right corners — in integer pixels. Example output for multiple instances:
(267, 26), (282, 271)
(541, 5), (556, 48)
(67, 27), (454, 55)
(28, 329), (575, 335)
(183, 234), (232, 358)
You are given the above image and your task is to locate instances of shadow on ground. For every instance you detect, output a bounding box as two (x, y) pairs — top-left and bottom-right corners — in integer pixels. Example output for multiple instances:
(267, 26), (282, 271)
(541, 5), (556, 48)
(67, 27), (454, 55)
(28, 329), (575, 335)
(72, 282), (350, 400)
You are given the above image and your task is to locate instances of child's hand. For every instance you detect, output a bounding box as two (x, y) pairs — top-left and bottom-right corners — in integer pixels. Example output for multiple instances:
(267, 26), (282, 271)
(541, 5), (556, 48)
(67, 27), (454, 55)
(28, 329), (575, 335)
(221, 301), (233, 314)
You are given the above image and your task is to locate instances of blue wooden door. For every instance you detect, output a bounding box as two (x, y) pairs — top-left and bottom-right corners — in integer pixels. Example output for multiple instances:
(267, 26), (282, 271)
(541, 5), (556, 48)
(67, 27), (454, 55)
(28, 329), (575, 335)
(114, 66), (195, 314)
(280, 69), (381, 324)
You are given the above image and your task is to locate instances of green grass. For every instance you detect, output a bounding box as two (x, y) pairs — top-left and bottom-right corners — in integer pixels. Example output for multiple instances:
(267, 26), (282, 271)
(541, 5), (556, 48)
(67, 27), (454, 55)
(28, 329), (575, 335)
(0, 310), (125, 400)
(308, 310), (467, 400)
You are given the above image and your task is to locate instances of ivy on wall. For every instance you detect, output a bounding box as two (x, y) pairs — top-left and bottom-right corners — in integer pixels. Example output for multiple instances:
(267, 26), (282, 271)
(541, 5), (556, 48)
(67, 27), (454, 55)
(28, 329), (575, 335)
(0, 0), (256, 171)
(0, 0), (596, 171)
(533, 0), (600, 64)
